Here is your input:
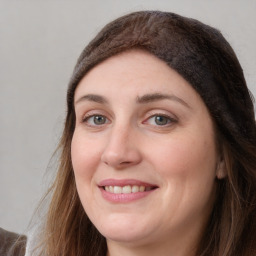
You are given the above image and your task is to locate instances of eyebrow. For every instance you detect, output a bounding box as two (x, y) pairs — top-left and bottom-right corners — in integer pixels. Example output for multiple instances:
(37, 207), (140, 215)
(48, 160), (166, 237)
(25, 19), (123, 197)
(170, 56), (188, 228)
(136, 93), (191, 108)
(75, 94), (108, 105)
(75, 92), (190, 108)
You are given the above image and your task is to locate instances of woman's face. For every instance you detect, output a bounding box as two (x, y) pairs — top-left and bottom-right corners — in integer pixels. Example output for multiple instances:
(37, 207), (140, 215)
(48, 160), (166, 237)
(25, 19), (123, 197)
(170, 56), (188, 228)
(71, 50), (223, 250)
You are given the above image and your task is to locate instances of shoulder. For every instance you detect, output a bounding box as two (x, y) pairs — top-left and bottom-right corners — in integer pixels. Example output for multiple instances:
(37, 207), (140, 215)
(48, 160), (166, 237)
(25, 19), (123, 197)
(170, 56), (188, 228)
(0, 227), (26, 256)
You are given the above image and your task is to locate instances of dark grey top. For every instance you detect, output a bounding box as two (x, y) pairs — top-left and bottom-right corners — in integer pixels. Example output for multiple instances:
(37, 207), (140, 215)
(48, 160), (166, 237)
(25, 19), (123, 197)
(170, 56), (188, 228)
(0, 228), (26, 256)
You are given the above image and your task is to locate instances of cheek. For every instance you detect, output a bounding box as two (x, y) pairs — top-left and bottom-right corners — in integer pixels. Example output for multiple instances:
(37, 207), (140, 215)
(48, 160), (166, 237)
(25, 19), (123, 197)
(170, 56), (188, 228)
(71, 131), (101, 183)
(71, 132), (103, 215)
(156, 135), (217, 217)
(151, 132), (217, 186)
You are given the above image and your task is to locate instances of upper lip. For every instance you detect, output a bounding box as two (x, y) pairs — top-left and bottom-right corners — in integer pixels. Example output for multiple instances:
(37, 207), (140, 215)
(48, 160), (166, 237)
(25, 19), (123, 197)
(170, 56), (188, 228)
(98, 179), (158, 188)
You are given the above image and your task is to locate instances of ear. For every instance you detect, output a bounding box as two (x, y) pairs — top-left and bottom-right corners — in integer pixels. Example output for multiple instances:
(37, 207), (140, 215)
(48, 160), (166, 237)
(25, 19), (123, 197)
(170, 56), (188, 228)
(216, 158), (227, 179)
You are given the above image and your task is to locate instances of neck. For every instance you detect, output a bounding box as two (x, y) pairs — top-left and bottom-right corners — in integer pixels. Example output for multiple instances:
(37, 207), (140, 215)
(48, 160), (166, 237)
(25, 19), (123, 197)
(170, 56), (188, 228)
(106, 228), (201, 256)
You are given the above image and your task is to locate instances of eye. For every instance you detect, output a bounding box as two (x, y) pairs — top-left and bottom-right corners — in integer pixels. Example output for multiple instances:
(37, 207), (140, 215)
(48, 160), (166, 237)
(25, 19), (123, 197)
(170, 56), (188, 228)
(83, 114), (109, 126)
(145, 114), (176, 126)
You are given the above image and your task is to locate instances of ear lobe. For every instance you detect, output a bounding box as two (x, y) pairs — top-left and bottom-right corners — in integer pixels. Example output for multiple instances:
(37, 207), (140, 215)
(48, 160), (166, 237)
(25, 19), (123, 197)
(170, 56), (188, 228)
(216, 159), (227, 179)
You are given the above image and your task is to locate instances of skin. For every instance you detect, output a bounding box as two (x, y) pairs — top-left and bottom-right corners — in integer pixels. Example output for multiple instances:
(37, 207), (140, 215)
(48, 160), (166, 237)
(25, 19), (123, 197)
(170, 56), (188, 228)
(71, 49), (225, 256)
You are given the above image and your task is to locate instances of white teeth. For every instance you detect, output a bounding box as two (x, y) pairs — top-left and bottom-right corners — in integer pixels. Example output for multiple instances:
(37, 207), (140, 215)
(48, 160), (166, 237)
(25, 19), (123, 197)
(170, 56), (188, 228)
(132, 185), (139, 193)
(139, 186), (145, 192)
(122, 185), (131, 194)
(113, 186), (122, 194)
(104, 185), (153, 194)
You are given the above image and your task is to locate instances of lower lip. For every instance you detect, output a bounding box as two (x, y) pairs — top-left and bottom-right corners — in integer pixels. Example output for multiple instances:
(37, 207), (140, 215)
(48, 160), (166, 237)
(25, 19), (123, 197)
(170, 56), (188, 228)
(100, 187), (155, 203)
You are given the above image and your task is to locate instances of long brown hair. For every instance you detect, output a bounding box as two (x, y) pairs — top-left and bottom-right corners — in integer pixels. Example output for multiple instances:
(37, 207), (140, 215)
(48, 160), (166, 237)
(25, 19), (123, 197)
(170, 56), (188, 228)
(38, 11), (256, 256)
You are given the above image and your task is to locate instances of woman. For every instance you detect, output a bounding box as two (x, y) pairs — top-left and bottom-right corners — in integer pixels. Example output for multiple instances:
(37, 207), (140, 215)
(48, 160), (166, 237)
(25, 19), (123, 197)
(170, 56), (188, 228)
(27, 11), (256, 256)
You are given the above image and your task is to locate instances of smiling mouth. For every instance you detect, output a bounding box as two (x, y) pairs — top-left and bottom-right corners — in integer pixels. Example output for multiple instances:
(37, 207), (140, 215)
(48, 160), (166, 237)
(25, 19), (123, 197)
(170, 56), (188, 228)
(102, 185), (157, 194)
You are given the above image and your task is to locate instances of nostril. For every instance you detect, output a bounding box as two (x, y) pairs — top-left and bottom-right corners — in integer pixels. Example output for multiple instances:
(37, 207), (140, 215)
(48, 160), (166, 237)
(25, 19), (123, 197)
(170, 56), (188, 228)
(101, 144), (142, 168)
(120, 161), (132, 165)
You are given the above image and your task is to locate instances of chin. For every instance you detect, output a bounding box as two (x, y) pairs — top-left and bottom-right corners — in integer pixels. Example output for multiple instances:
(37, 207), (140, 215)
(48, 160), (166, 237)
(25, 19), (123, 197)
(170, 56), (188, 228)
(103, 230), (150, 245)
(95, 217), (154, 244)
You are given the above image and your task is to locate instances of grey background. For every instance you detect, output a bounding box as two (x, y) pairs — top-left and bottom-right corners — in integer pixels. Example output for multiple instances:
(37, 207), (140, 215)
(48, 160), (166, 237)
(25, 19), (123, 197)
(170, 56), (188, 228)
(1, 0), (255, 234)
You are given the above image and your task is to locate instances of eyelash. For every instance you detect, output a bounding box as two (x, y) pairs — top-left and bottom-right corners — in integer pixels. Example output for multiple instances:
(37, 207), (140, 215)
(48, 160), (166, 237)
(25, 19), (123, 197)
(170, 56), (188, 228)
(82, 113), (177, 127)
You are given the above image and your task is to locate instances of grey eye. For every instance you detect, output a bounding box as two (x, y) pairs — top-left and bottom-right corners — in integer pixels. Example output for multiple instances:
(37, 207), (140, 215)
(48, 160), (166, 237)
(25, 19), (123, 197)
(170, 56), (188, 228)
(154, 116), (170, 125)
(93, 115), (107, 125)
(83, 114), (108, 126)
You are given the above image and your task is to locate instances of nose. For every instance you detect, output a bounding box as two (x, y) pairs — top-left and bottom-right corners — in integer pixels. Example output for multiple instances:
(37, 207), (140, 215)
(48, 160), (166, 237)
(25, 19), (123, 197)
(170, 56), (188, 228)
(101, 125), (142, 169)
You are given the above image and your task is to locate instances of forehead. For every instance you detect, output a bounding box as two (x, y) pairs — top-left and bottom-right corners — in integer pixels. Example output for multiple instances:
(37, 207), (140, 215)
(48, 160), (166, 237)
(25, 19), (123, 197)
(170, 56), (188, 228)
(74, 49), (202, 107)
